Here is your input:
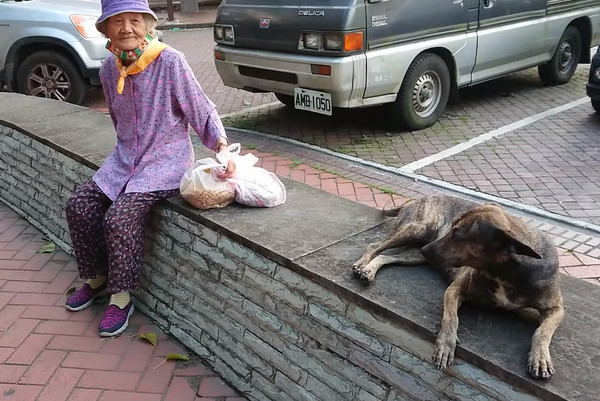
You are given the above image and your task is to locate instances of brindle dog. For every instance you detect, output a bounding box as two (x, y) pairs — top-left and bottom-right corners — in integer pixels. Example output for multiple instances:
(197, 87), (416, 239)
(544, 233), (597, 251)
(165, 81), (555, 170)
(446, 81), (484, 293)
(353, 194), (564, 379)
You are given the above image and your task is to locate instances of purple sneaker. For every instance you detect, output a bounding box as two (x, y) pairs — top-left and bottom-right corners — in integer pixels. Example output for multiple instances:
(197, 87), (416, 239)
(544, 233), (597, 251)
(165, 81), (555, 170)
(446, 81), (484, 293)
(65, 282), (107, 311)
(98, 302), (135, 337)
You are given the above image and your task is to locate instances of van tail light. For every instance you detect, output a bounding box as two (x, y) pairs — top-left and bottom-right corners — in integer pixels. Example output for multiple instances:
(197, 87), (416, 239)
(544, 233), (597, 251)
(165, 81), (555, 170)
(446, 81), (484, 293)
(344, 32), (364, 52)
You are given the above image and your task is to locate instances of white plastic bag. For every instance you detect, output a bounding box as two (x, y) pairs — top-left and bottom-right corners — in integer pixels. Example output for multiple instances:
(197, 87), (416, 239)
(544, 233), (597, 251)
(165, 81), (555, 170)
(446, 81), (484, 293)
(216, 144), (286, 208)
(179, 158), (235, 209)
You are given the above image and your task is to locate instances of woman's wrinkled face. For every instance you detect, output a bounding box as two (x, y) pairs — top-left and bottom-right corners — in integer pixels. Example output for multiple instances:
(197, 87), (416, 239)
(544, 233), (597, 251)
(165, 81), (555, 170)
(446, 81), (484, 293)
(106, 12), (148, 50)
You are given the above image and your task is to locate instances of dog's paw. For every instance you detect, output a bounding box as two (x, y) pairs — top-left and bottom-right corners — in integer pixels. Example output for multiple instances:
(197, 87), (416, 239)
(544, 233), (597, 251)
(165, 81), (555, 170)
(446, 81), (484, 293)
(527, 348), (554, 379)
(352, 265), (375, 282)
(433, 336), (457, 371)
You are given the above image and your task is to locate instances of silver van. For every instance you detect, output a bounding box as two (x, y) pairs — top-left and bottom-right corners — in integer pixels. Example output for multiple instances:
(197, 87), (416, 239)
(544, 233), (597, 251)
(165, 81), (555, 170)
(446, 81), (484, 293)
(213, 0), (600, 130)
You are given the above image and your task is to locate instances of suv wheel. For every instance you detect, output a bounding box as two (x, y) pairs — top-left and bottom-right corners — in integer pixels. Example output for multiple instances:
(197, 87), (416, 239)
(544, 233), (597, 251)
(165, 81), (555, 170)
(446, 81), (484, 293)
(538, 26), (581, 86)
(17, 50), (87, 105)
(388, 52), (450, 130)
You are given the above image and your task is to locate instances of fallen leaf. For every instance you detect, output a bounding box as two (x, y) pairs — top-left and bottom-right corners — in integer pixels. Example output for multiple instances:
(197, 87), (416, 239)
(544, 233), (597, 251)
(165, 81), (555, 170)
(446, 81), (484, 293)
(36, 242), (55, 253)
(165, 353), (189, 361)
(138, 332), (158, 347)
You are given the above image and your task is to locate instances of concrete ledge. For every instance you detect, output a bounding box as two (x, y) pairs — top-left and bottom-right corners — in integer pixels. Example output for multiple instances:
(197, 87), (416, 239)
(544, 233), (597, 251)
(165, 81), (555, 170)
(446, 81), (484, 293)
(1, 93), (599, 401)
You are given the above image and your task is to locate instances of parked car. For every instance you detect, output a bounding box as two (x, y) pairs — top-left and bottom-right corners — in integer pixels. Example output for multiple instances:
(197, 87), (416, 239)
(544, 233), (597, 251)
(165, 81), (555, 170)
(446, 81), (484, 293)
(587, 46), (600, 113)
(0, 0), (109, 105)
(214, 0), (600, 130)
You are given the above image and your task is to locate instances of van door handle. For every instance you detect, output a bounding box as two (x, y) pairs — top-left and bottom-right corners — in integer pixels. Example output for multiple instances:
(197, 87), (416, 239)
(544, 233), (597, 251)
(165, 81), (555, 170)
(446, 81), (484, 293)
(483, 0), (494, 8)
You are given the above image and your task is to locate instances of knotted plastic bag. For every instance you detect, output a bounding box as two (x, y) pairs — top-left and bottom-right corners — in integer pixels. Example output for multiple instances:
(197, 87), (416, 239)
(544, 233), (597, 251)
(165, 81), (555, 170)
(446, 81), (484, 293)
(217, 144), (286, 208)
(179, 158), (236, 209)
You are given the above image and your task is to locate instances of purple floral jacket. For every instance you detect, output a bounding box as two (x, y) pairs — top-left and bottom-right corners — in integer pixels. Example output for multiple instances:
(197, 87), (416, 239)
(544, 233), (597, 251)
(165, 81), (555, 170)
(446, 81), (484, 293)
(93, 47), (226, 201)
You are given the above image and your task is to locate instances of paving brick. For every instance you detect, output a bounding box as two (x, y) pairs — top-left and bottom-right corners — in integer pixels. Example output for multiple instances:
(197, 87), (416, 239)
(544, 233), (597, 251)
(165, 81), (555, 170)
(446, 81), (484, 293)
(63, 351), (121, 371)
(78, 370), (141, 391)
(164, 376), (197, 401)
(44, 271), (79, 294)
(9, 293), (62, 306)
(197, 376), (239, 398)
(563, 265), (600, 279)
(117, 336), (155, 372)
(68, 388), (102, 401)
(0, 259), (26, 269)
(19, 350), (66, 385)
(47, 335), (102, 352)
(0, 292), (15, 309)
(21, 253), (53, 271)
(0, 281), (48, 293)
(0, 384), (43, 400)
(34, 320), (89, 336)
(0, 347), (14, 363)
(136, 356), (177, 393)
(6, 333), (53, 365)
(37, 367), (84, 401)
(0, 364), (28, 383)
(0, 319), (39, 348)
(31, 261), (64, 282)
(99, 391), (163, 401)
(0, 305), (26, 332)
(99, 332), (135, 354)
(0, 270), (36, 281)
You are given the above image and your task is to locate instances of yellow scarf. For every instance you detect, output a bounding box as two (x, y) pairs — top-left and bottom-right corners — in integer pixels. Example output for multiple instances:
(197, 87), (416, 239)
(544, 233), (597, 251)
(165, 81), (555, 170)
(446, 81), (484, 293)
(115, 38), (169, 94)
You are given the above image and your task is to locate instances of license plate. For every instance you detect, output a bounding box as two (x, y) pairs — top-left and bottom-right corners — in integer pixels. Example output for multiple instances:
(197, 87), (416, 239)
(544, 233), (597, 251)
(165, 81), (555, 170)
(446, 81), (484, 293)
(294, 88), (332, 116)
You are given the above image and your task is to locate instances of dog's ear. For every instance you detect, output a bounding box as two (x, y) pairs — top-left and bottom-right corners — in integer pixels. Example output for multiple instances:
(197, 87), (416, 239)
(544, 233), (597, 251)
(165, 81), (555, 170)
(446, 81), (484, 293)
(496, 229), (542, 259)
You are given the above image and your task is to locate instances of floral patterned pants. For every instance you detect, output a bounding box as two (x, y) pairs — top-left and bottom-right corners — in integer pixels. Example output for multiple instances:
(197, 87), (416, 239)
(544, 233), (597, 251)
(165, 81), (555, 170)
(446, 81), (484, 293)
(65, 180), (177, 294)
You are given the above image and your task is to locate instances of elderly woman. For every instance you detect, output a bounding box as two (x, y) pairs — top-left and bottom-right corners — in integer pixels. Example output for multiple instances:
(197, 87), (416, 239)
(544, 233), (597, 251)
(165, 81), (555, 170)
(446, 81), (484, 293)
(64, 0), (235, 337)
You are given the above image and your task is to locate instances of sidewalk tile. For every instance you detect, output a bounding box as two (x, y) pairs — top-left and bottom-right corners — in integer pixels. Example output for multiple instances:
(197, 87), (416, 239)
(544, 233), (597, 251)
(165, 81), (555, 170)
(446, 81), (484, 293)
(78, 370), (141, 391)
(31, 261), (64, 282)
(197, 376), (239, 398)
(0, 384), (43, 400)
(117, 337), (155, 372)
(21, 253), (53, 271)
(47, 335), (102, 352)
(0, 319), (40, 348)
(63, 351), (121, 370)
(69, 388), (102, 401)
(10, 293), (62, 306)
(37, 367), (84, 401)
(0, 305), (27, 331)
(99, 391), (162, 401)
(34, 320), (89, 336)
(136, 356), (177, 393)
(44, 271), (79, 294)
(0, 347), (14, 363)
(19, 350), (66, 385)
(164, 376), (197, 401)
(0, 364), (28, 383)
(1, 281), (48, 293)
(6, 334), (53, 365)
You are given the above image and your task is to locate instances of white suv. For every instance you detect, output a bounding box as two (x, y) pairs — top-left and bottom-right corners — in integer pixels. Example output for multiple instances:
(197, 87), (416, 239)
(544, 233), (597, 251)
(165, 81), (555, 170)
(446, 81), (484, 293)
(0, 0), (109, 105)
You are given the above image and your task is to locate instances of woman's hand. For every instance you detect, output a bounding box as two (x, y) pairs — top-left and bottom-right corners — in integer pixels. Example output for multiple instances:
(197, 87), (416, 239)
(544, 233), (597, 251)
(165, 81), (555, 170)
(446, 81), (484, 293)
(218, 159), (236, 179)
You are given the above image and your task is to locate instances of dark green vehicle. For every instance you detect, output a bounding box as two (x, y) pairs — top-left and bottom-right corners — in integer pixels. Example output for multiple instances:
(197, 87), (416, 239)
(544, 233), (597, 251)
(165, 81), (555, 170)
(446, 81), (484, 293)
(214, 0), (600, 130)
(586, 46), (600, 113)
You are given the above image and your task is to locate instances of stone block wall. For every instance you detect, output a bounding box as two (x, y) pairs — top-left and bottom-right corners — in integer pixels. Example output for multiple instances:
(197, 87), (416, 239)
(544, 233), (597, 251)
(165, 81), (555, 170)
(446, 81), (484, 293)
(0, 120), (549, 401)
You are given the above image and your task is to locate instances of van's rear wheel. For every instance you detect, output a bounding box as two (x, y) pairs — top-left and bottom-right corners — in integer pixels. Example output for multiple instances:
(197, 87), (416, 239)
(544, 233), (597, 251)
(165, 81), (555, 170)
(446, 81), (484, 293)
(275, 93), (294, 107)
(538, 26), (581, 86)
(389, 52), (450, 130)
(592, 99), (600, 113)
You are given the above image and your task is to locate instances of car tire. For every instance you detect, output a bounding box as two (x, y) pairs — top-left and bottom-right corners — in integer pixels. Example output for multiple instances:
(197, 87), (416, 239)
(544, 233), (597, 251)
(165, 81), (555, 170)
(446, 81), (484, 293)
(538, 26), (581, 86)
(274, 93), (294, 107)
(388, 52), (450, 131)
(592, 99), (600, 113)
(17, 50), (87, 105)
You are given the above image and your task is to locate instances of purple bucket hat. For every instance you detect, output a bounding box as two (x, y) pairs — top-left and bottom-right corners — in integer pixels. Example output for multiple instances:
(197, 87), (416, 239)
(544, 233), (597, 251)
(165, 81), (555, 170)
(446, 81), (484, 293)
(96, 0), (157, 31)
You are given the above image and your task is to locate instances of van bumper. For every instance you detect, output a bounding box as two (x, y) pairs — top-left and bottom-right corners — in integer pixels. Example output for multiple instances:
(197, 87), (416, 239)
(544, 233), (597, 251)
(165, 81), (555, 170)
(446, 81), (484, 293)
(214, 45), (368, 108)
